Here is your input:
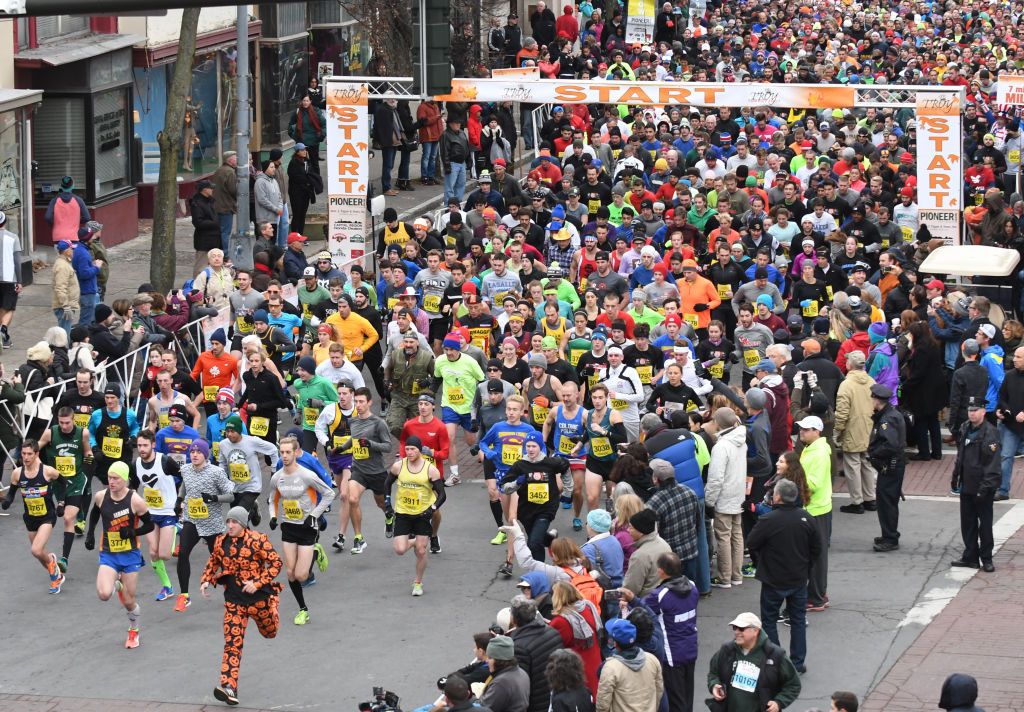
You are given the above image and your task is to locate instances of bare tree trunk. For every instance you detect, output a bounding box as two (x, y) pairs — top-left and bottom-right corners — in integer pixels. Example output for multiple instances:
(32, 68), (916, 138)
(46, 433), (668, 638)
(150, 7), (202, 293)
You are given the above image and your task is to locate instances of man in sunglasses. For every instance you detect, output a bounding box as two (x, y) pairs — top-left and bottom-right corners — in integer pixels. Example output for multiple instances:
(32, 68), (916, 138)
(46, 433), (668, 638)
(707, 611), (802, 711)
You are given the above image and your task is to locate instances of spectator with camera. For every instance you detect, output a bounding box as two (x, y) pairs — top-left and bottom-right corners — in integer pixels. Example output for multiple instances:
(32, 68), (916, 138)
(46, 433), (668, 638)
(478, 634), (530, 712)
(507, 595), (564, 712)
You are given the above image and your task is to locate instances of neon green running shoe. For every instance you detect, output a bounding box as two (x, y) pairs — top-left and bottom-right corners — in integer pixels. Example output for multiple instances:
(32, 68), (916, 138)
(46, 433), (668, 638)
(294, 609), (310, 625)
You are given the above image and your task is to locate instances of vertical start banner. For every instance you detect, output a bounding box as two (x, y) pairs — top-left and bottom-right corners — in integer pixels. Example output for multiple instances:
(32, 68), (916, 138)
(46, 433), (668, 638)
(625, 0), (656, 43)
(324, 80), (369, 270)
(916, 92), (962, 245)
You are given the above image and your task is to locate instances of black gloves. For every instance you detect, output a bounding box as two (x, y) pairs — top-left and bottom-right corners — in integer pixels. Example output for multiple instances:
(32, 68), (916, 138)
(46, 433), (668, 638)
(358, 438), (370, 448)
(119, 527), (133, 540)
(201, 492), (218, 504)
(85, 535), (96, 550)
(269, 516), (278, 530)
(308, 398), (325, 409)
(693, 303), (709, 312)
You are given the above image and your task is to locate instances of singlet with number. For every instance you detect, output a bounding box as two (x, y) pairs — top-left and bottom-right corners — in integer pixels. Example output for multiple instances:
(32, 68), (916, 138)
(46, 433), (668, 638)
(326, 405), (354, 459)
(395, 457), (436, 516)
(48, 424), (84, 480)
(18, 464), (54, 518)
(585, 407), (615, 461)
(150, 392), (188, 428)
(554, 404), (586, 459)
(96, 409), (131, 462)
(99, 488), (139, 553)
(523, 375), (559, 430)
(539, 316), (568, 343)
(136, 455), (177, 516)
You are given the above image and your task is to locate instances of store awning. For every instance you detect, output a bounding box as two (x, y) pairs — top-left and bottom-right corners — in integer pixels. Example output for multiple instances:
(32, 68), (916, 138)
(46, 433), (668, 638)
(133, 21), (261, 67)
(0, 89), (43, 113)
(15, 34), (145, 68)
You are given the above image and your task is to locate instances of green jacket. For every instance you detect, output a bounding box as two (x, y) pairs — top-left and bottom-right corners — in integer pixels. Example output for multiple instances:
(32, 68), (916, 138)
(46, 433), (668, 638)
(799, 435), (833, 516)
(294, 375), (339, 431)
(707, 630), (801, 712)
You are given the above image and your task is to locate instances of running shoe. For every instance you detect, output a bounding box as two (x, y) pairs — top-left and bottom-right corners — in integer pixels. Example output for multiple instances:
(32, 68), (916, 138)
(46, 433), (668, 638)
(731, 579), (744, 586)
(115, 579), (126, 606)
(125, 628), (140, 649)
(301, 573), (317, 588)
(411, 581), (424, 597)
(74, 520), (86, 536)
(444, 473), (462, 487)
(174, 593), (191, 612)
(155, 586), (175, 602)
(214, 685), (239, 706)
(294, 609), (310, 625)
(49, 572), (65, 595)
(332, 533), (346, 552)
(57, 556), (68, 574)
(572, 517), (583, 532)
(498, 560), (513, 577)
(710, 577), (731, 589)
(559, 495), (572, 510)
(741, 563), (756, 578)
(806, 601), (828, 612)
(385, 514), (395, 538)
(490, 531), (507, 545)
(1, 330), (10, 349)
(351, 536), (367, 554)
(313, 542), (329, 572)
(47, 552), (58, 581)
(430, 536), (442, 554)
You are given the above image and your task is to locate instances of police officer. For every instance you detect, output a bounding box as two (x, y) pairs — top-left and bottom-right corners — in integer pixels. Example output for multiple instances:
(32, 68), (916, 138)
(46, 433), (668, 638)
(951, 396), (1001, 572)
(867, 384), (906, 553)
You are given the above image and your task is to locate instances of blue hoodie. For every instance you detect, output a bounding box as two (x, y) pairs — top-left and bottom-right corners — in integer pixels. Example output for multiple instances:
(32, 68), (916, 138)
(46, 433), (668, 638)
(980, 344), (1005, 412)
(72, 242), (100, 295)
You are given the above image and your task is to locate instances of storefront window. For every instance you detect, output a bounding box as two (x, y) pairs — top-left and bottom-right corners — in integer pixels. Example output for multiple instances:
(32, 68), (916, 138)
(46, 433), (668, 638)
(33, 96), (88, 202)
(260, 36), (309, 145)
(0, 112), (23, 239)
(93, 88), (130, 198)
(184, 50), (221, 173)
(310, 27), (369, 77)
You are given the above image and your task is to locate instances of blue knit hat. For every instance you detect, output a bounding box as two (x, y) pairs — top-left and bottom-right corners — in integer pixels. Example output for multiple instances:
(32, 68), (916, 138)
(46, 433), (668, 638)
(523, 430), (546, 455)
(755, 294), (774, 309)
(868, 321), (888, 344)
(209, 328), (226, 345)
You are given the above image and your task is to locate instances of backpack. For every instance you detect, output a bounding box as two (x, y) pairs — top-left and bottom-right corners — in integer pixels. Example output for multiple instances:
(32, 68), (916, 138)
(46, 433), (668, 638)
(563, 565), (604, 608)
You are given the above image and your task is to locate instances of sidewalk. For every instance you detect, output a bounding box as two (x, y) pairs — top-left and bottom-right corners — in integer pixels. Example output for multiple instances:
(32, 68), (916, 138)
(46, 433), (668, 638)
(834, 454), (1024, 499)
(0, 694), (274, 712)
(862, 517), (1024, 711)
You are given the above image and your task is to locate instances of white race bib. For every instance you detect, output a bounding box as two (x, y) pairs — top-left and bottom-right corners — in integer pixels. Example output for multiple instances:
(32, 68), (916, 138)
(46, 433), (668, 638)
(730, 660), (760, 693)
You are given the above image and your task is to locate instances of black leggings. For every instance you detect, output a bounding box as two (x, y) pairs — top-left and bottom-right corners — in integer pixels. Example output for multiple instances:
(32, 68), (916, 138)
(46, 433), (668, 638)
(177, 521), (217, 594)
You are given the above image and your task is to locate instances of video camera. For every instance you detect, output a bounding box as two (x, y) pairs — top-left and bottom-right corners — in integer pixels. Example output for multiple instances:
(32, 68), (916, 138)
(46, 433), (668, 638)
(359, 687), (401, 712)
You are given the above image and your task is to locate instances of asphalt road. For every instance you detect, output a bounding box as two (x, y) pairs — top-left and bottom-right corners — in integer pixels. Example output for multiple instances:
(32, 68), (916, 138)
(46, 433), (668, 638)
(0, 461), (1019, 711)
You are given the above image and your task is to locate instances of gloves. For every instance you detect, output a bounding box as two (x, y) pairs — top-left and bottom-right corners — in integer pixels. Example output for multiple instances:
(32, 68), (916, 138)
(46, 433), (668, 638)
(470, 421), (480, 433)
(469, 444), (480, 456)
(693, 303), (708, 312)
(308, 398), (325, 409)
(309, 316), (321, 327)
(0, 500), (10, 511)
(421, 446), (433, 458)
(55, 502), (65, 518)
(201, 492), (218, 504)
(358, 438), (370, 448)
(800, 299), (812, 308)
(501, 481), (519, 495)
(62, 307), (74, 322)
(318, 515), (328, 531)
(415, 378), (432, 391)
(85, 534), (96, 550)
(864, 242), (881, 254)
(269, 516), (278, 530)
(120, 527), (134, 540)
(84, 452), (94, 466)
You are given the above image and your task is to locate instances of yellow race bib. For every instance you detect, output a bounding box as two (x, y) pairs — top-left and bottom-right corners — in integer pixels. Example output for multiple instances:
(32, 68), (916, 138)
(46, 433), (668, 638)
(399, 490), (422, 509)
(55, 456), (76, 477)
(446, 386), (466, 405)
(25, 496), (47, 517)
(716, 283), (730, 299)
(709, 361), (725, 379)
(236, 314), (253, 334)
(212, 442), (220, 462)
(143, 487), (164, 509)
(158, 414), (170, 428)
(249, 417), (270, 437)
(333, 435), (351, 450)
(684, 313), (699, 328)
(353, 444), (369, 460)
(501, 444), (520, 466)
(802, 302), (819, 318)
(107, 531), (131, 553)
(102, 436), (123, 459)
(282, 499), (304, 521)
(303, 407), (319, 427)
(743, 349), (760, 368)
(1011, 149), (1020, 164)
(636, 365), (653, 385)
(187, 497), (209, 519)
(423, 294), (441, 312)
(527, 483), (549, 504)
(900, 226), (914, 244)
(569, 348), (586, 366)
(558, 435), (575, 454)
(611, 398), (629, 410)
(203, 385), (218, 403)
(591, 436), (613, 458)
(229, 463), (251, 483)
(532, 404), (550, 424)
(73, 413), (90, 428)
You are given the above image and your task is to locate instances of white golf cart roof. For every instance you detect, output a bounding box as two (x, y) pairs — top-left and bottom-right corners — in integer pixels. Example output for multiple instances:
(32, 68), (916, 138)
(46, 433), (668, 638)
(918, 245), (1021, 278)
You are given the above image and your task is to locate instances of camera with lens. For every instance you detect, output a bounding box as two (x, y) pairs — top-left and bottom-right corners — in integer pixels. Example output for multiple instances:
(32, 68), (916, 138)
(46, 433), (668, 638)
(359, 687), (401, 712)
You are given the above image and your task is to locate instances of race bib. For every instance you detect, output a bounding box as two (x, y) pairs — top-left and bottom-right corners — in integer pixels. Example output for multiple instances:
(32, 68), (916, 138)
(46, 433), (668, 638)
(333, 435), (351, 450)
(802, 301), (819, 318)
(73, 413), (90, 428)
(423, 294), (441, 313)
(102, 436), (123, 459)
(55, 456), (76, 477)
(236, 314), (253, 334)
(684, 313), (699, 328)
(900, 226), (914, 244)
(532, 403), (550, 424)
(591, 436), (613, 458)
(24, 496), (46, 517)
(569, 348), (586, 366)
(249, 417), (270, 437)
(636, 365), (653, 384)
(203, 385), (218, 402)
(282, 499), (304, 521)
(611, 398), (629, 410)
(388, 297), (399, 310)
(303, 407), (319, 427)
(709, 361), (725, 379)
(352, 444), (369, 460)
(212, 442), (220, 462)
(527, 483), (549, 504)
(229, 463), (251, 483)
(826, 285), (834, 300)
(558, 435), (575, 454)
(446, 386), (466, 405)
(717, 283), (730, 299)
(1011, 149), (1020, 164)
(143, 487), (164, 509)
(107, 531), (131, 553)
(399, 490), (422, 509)
(579, 277), (588, 292)
(743, 349), (760, 368)
(159, 414), (170, 428)
(731, 660), (761, 693)
(501, 444), (519, 466)
(880, 238), (890, 249)
(187, 497), (209, 519)
(588, 199), (601, 213)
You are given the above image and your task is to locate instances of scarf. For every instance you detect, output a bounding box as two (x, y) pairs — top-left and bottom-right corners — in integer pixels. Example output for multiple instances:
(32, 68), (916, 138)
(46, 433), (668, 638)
(298, 104), (322, 135)
(560, 600), (597, 649)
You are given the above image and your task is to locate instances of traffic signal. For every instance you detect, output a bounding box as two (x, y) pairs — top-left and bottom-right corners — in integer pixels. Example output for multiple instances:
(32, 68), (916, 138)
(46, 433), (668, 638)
(411, 0), (452, 96)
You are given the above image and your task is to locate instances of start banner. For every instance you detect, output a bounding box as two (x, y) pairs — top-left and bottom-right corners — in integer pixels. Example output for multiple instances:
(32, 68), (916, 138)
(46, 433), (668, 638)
(324, 80), (369, 271)
(625, 0), (656, 43)
(916, 93), (962, 244)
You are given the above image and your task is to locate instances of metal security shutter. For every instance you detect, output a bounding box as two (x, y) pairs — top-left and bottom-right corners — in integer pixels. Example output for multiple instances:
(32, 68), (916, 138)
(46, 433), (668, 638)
(307, 1), (340, 25)
(33, 96), (87, 194)
(36, 15), (88, 43)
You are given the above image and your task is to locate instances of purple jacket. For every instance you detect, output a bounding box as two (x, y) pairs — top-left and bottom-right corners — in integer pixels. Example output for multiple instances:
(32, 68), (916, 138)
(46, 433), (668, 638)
(641, 576), (698, 666)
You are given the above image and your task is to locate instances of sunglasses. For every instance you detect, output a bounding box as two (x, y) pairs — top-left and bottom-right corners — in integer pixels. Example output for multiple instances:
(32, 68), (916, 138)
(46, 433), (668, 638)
(731, 625), (750, 631)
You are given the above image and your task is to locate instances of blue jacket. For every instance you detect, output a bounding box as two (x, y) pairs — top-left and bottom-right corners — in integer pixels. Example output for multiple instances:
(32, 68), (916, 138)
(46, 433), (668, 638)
(929, 308), (970, 369)
(641, 576), (698, 666)
(581, 533), (625, 587)
(744, 262), (786, 292)
(72, 242), (100, 295)
(646, 427), (704, 498)
(980, 344), (1006, 412)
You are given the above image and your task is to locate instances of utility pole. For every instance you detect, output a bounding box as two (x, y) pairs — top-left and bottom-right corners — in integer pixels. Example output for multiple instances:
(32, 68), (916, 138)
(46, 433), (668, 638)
(228, 4), (253, 269)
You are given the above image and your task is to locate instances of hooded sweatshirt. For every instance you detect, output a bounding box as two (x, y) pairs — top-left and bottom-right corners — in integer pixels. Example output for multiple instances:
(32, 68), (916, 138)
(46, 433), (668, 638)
(938, 673), (985, 712)
(980, 343), (1006, 412)
(866, 324), (899, 405)
(836, 330), (871, 373)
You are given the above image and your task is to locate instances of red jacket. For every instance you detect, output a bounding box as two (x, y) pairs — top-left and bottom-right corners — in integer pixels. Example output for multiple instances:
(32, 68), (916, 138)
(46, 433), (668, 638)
(555, 6), (579, 42)
(550, 603), (601, 696)
(835, 331), (871, 374)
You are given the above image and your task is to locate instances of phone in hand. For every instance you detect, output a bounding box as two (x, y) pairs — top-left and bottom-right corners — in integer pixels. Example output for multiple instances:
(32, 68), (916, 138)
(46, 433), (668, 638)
(603, 589), (623, 601)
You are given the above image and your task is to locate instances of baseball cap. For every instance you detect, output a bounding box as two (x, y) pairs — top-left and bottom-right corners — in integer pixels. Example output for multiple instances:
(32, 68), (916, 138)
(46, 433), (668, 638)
(795, 415), (824, 431)
(287, 232), (307, 244)
(303, 266), (316, 277)
(729, 612), (763, 629)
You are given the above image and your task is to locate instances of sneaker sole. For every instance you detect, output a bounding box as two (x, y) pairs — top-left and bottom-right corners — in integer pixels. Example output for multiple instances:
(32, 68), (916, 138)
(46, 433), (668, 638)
(213, 688), (239, 706)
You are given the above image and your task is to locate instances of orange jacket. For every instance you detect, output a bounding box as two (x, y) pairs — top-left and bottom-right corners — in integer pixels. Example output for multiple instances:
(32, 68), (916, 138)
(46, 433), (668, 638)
(676, 274), (721, 330)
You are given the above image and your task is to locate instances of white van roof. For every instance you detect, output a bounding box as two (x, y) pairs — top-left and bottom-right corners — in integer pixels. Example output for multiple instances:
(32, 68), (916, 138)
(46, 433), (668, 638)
(918, 245), (1021, 278)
